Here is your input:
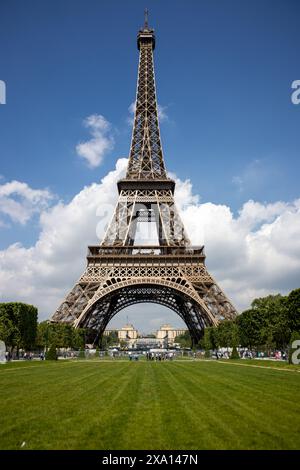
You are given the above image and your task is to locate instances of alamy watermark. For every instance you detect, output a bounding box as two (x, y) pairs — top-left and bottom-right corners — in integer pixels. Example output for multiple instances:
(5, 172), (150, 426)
(2, 80), (299, 106)
(0, 80), (6, 104)
(291, 340), (300, 365)
(291, 80), (300, 105)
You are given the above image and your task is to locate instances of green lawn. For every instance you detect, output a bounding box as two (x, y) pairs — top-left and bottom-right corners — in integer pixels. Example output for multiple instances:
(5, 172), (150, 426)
(219, 358), (300, 370)
(0, 359), (299, 450)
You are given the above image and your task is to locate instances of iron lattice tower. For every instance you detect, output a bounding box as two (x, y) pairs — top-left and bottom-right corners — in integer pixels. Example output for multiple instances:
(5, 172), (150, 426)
(51, 13), (238, 344)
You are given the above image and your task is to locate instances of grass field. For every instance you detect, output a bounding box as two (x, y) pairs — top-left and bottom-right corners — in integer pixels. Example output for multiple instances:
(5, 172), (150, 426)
(0, 359), (299, 450)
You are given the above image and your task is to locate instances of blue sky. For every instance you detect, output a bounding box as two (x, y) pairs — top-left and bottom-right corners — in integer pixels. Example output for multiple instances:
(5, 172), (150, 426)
(0, 0), (300, 329)
(1, 0), (299, 248)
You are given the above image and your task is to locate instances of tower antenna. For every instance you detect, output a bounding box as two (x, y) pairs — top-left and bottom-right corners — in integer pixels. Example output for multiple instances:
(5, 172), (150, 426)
(144, 8), (149, 29)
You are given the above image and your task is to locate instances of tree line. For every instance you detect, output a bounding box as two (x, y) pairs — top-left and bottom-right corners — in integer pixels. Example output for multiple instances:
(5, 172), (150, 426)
(176, 289), (300, 355)
(0, 302), (120, 355)
(0, 303), (86, 354)
(1, 288), (299, 356)
(0, 303), (38, 354)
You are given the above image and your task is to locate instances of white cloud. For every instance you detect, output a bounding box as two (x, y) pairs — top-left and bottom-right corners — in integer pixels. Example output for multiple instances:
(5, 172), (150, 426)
(232, 159), (262, 192)
(171, 173), (200, 210)
(0, 180), (54, 225)
(0, 159), (127, 317)
(0, 158), (299, 325)
(157, 104), (168, 122)
(180, 194), (300, 306)
(76, 114), (114, 168)
(232, 159), (275, 193)
(232, 175), (243, 191)
(128, 101), (136, 116)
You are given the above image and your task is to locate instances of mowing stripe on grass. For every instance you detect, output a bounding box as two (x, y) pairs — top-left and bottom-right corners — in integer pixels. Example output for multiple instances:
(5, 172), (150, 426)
(171, 362), (296, 449)
(204, 359), (300, 373)
(0, 361), (299, 450)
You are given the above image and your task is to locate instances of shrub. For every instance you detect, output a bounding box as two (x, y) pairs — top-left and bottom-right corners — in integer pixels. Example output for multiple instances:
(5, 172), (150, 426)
(204, 349), (210, 358)
(79, 349), (85, 359)
(230, 346), (240, 359)
(45, 344), (57, 360)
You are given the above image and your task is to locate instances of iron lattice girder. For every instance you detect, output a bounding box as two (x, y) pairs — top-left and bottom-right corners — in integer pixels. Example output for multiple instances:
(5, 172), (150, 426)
(101, 189), (191, 247)
(127, 39), (166, 179)
(81, 284), (207, 345)
(51, 250), (238, 337)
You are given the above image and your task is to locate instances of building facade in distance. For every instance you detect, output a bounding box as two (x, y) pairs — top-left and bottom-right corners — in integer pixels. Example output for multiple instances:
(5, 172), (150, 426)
(156, 324), (187, 347)
(104, 323), (187, 348)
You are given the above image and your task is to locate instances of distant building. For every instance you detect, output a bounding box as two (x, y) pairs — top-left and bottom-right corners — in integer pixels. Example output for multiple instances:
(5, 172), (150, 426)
(103, 329), (117, 336)
(103, 323), (187, 349)
(156, 324), (187, 347)
(118, 325), (138, 343)
(104, 324), (137, 348)
(135, 337), (161, 349)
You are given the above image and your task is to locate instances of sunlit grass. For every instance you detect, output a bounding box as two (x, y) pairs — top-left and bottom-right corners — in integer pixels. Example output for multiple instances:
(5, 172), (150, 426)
(0, 359), (299, 450)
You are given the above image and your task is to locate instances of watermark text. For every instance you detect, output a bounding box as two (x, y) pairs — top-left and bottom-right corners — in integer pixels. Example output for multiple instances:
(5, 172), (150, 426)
(0, 80), (6, 104)
(291, 80), (300, 105)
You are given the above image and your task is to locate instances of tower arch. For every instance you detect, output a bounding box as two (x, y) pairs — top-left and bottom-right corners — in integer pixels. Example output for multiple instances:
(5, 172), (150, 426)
(77, 282), (211, 346)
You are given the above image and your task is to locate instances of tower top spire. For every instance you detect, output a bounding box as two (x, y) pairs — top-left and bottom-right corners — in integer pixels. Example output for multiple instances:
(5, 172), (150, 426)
(138, 8), (155, 50)
(144, 8), (149, 30)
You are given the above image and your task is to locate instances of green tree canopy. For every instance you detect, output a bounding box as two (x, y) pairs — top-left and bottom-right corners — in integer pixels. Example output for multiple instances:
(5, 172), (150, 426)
(201, 290), (299, 353)
(36, 322), (86, 350)
(201, 327), (218, 357)
(174, 331), (191, 349)
(287, 288), (300, 333)
(216, 320), (240, 348)
(45, 343), (57, 360)
(236, 294), (290, 350)
(0, 302), (38, 352)
(100, 331), (118, 349)
(236, 308), (264, 349)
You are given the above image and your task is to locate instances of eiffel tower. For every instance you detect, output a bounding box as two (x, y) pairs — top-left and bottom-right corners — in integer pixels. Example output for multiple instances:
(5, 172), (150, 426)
(51, 11), (238, 344)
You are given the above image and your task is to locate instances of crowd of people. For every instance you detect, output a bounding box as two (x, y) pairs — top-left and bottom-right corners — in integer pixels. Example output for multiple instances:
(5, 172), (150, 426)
(4, 351), (45, 361)
(145, 351), (174, 361)
(213, 349), (288, 360)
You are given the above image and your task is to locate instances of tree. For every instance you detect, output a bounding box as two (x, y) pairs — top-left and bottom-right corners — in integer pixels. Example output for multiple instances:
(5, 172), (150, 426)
(119, 340), (127, 350)
(231, 322), (240, 348)
(230, 346), (240, 359)
(36, 322), (86, 351)
(252, 294), (290, 349)
(230, 328), (240, 359)
(0, 314), (19, 349)
(72, 328), (86, 350)
(54, 323), (74, 348)
(260, 326), (275, 355)
(236, 308), (265, 350)
(0, 303), (38, 353)
(174, 331), (191, 349)
(36, 321), (51, 350)
(287, 288), (300, 334)
(202, 327), (218, 357)
(100, 331), (118, 349)
(45, 343), (57, 360)
(234, 293), (293, 351)
(18, 303), (38, 350)
(79, 349), (85, 359)
(216, 320), (240, 349)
